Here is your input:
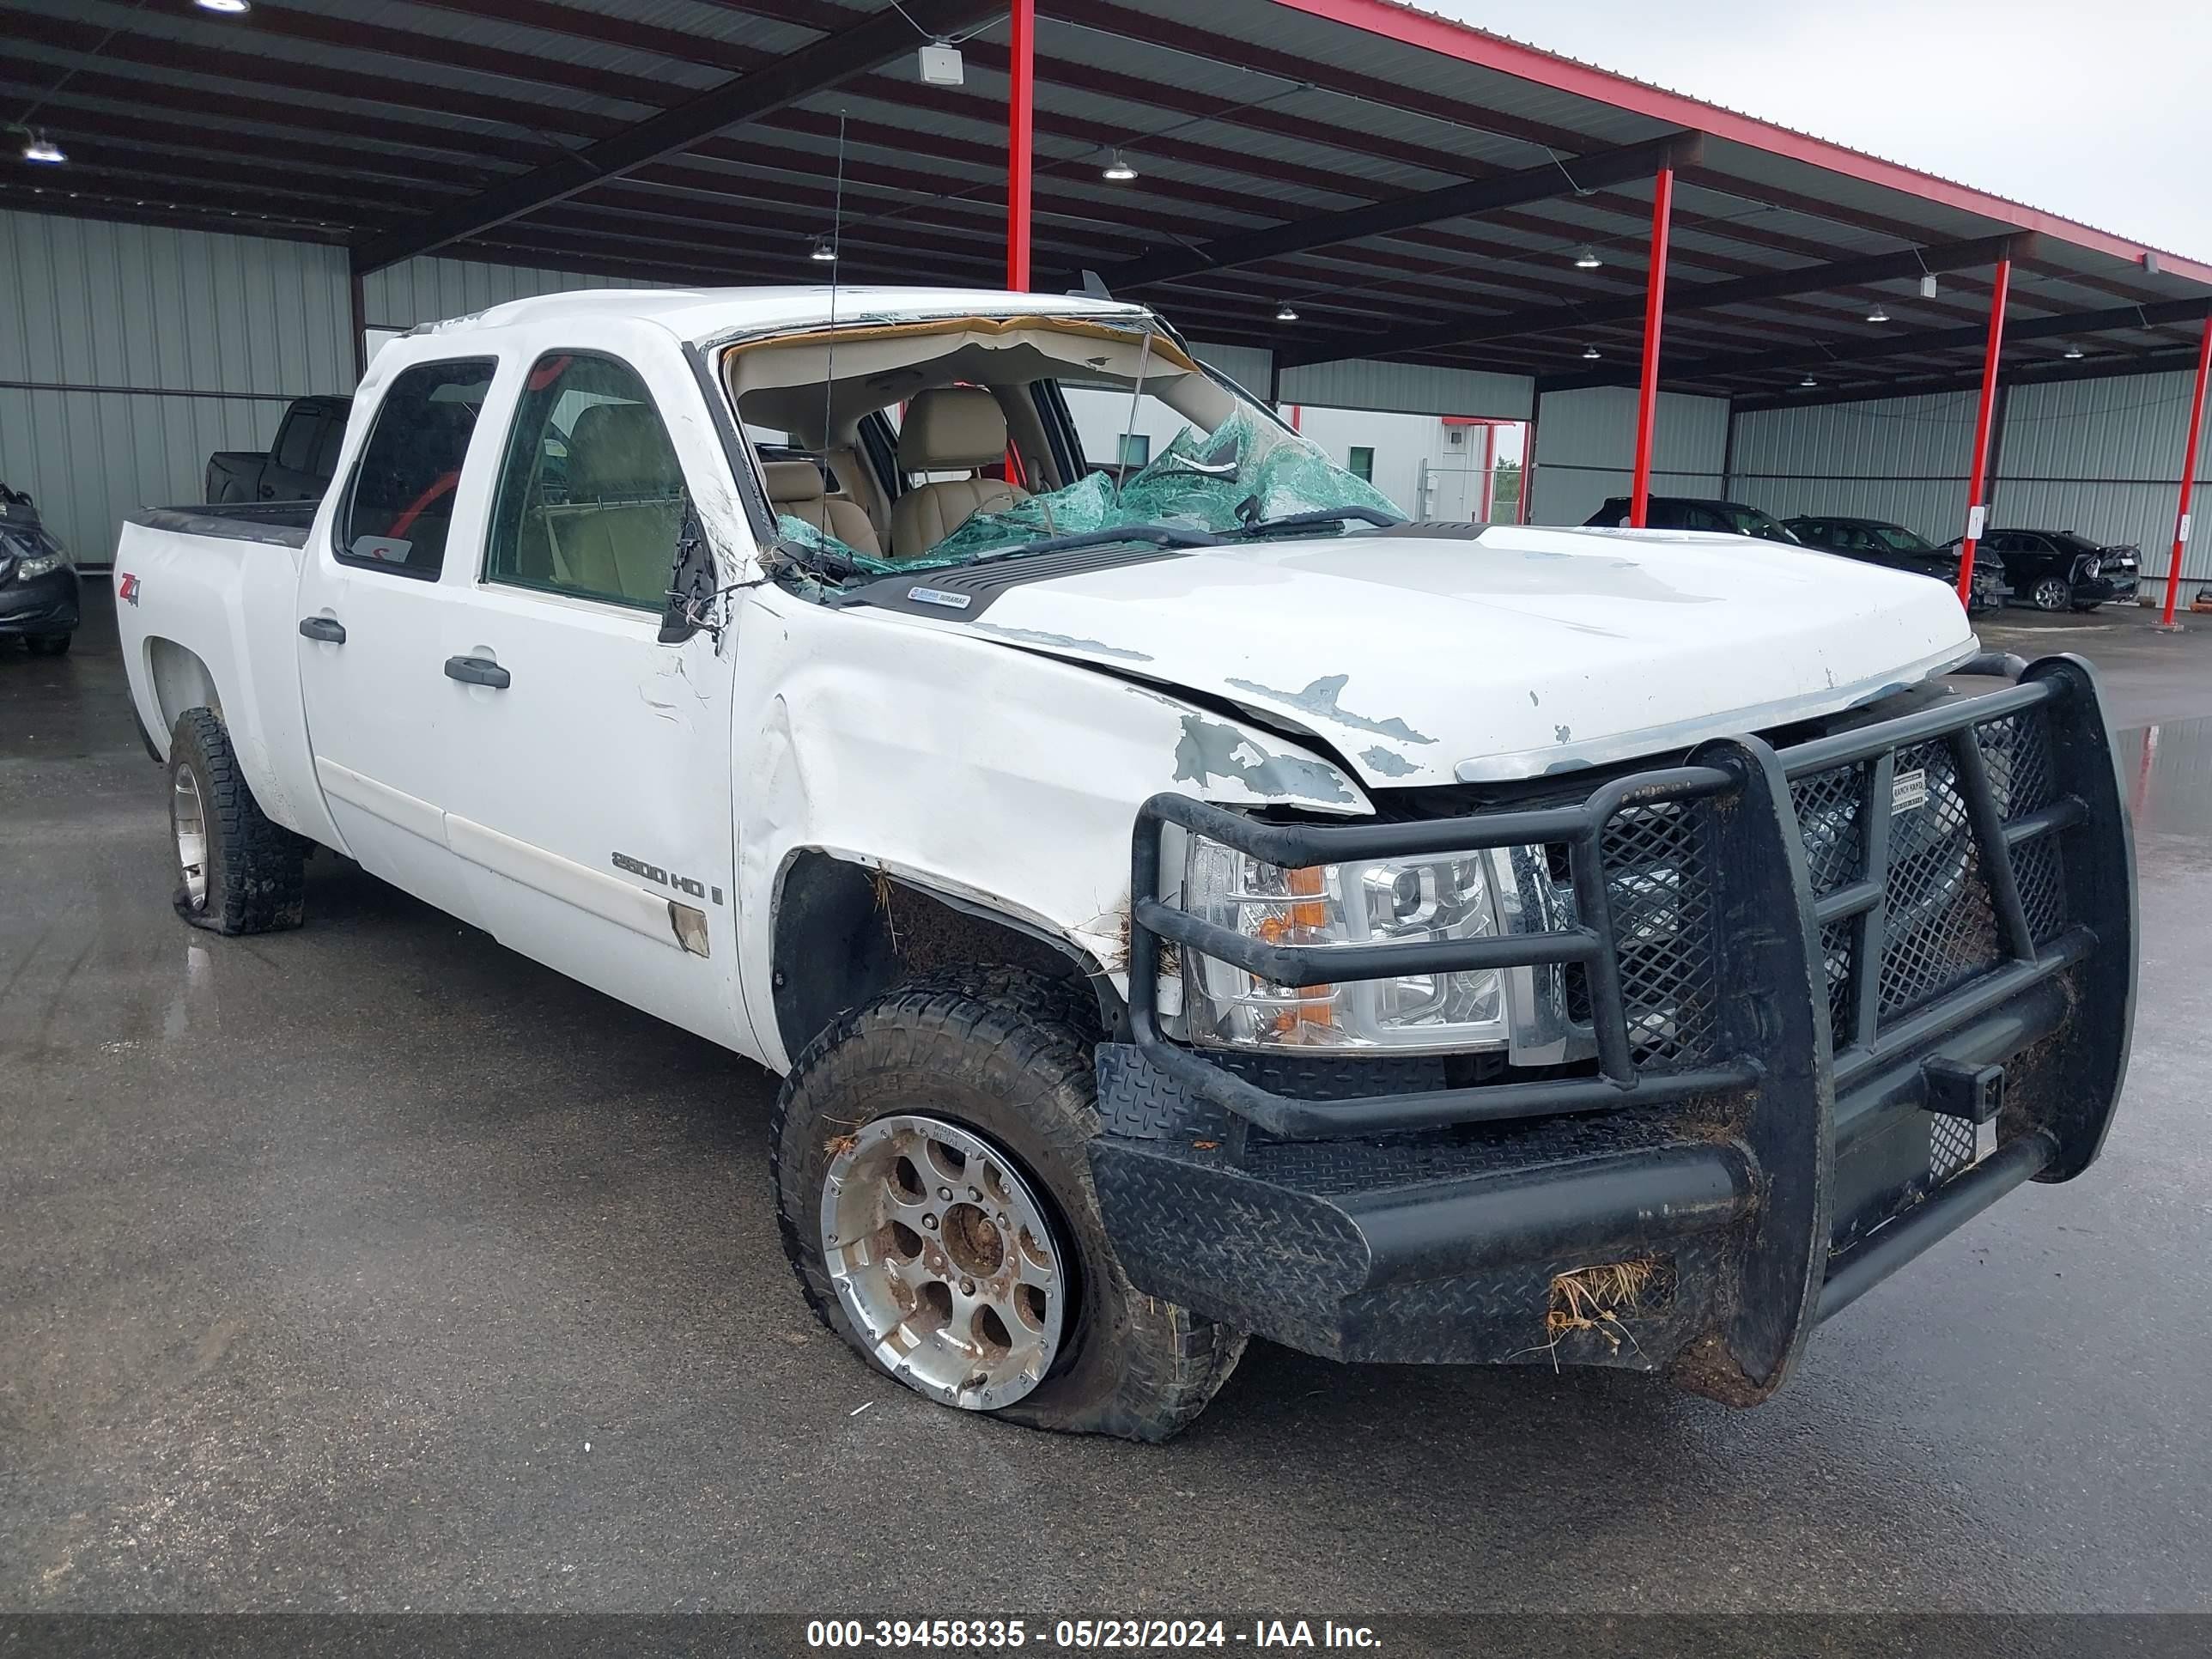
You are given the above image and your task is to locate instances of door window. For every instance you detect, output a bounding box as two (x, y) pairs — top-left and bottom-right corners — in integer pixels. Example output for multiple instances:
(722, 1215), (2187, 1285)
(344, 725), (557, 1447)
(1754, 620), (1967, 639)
(487, 352), (690, 611)
(1347, 446), (1375, 483)
(335, 360), (495, 577)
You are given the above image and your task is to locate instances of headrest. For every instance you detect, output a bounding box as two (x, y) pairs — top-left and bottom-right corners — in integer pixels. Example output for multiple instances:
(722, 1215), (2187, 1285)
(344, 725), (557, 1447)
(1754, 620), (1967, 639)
(897, 387), (1007, 471)
(763, 459), (826, 501)
(567, 402), (681, 499)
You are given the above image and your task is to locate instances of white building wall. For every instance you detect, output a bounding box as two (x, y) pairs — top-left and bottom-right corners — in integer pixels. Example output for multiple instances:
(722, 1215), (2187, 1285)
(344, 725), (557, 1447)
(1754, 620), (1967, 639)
(1993, 373), (2212, 580)
(0, 210), (352, 561)
(1529, 386), (1729, 526)
(1728, 387), (1978, 546)
(1732, 374), (2212, 583)
(359, 254), (675, 331)
(1279, 358), (1530, 421)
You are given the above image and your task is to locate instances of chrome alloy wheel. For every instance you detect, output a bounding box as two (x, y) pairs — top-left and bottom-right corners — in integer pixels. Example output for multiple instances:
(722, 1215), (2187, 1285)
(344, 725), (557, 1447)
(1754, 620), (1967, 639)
(819, 1114), (1067, 1411)
(2033, 575), (2069, 611)
(172, 762), (209, 912)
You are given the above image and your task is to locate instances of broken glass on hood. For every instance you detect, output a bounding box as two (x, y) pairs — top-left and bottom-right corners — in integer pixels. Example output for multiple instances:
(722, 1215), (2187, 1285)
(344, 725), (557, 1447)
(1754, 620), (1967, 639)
(771, 406), (1404, 580)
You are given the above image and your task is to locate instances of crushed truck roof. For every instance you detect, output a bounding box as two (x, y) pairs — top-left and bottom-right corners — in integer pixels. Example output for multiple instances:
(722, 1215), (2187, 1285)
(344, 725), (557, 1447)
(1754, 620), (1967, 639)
(407, 286), (1155, 349)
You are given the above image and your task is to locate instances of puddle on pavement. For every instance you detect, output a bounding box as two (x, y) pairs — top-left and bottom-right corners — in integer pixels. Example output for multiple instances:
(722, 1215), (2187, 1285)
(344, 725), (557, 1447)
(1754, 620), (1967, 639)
(2119, 719), (2212, 842)
(161, 940), (220, 1042)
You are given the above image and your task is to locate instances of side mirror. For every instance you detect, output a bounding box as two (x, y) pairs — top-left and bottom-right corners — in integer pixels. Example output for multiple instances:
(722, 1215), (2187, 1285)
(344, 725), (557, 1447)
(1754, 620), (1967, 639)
(659, 503), (718, 645)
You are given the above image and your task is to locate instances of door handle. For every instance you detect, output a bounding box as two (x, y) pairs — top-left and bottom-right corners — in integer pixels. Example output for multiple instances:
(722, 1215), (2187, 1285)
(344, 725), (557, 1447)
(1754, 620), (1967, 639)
(444, 654), (510, 690)
(258, 482), (276, 500)
(298, 616), (346, 643)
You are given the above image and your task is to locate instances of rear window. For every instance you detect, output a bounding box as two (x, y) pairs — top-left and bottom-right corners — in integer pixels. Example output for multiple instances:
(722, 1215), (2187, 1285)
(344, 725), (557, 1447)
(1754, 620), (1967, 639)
(273, 407), (319, 475)
(335, 360), (495, 578)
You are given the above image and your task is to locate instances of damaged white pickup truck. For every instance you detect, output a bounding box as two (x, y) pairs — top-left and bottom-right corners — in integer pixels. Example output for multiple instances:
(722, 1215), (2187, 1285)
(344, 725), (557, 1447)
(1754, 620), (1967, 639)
(115, 287), (2134, 1440)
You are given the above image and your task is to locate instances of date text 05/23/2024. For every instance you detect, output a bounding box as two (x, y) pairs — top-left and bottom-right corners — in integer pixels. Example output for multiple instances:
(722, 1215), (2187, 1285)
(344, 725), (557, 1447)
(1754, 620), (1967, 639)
(805, 1620), (1382, 1650)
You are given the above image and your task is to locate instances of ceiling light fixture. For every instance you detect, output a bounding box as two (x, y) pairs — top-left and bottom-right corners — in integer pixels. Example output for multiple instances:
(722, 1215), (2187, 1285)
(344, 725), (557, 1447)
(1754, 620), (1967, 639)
(2063, 342), (2084, 360)
(1798, 373), (1818, 387)
(1581, 345), (1601, 360)
(1919, 274), (1939, 300)
(21, 132), (64, 164)
(1273, 302), (1298, 322)
(196, 0), (252, 10)
(810, 236), (837, 263)
(1101, 149), (1138, 182)
(1865, 304), (1890, 324)
(1572, 245), (1603, 270)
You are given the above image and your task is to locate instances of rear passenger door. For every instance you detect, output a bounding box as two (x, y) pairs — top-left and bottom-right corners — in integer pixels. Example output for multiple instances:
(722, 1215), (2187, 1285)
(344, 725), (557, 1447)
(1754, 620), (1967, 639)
(296, 357), (499, 926)
(433, 347), (745, 1048)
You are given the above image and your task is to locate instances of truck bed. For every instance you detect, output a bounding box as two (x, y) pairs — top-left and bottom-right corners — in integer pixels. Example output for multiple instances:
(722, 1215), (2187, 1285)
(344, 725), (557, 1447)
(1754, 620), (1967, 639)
(129, 501), (319, 548)
(113, 499), (344, 855)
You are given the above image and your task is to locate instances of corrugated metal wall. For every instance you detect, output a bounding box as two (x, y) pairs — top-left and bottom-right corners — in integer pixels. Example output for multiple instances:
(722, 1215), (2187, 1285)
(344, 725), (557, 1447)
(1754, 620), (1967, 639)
(1528, 386), (1729, 526)
(0, 210), (351, 561)
(1187, 340), (1272, 395)
(1732, 374), (2212, 581)
(1729, 388), (1979, 545)
(360, 254), (673, 331)
(1279, 357), (1530, 420)
(1991, 372), (2210, 577)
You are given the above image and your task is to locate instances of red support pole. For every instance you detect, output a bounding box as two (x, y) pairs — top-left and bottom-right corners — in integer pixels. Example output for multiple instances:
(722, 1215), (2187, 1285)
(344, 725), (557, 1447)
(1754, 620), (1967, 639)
(1956, 257), (2012, 605)
(1006, 0), (1034, 293)
(2160, 318), (2212, 627)
(1627, 166), (1674, 527)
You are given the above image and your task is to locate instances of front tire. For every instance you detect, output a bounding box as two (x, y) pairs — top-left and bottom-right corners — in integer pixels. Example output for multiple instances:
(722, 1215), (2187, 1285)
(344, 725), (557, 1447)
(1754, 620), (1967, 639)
(770, 969), (1245, 1441)
(167, 708), (307, 934)
(26, 633), (70, 657)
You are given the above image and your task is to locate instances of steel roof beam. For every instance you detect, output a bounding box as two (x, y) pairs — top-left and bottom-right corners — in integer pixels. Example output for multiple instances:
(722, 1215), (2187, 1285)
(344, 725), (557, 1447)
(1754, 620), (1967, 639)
(1728, 344), (2212, 412)
(1281, 233), (2028, 367)
(351, 0), (1005, 273)
(1537, 295), (2212, 393)
(1091, 132), (1701, 291)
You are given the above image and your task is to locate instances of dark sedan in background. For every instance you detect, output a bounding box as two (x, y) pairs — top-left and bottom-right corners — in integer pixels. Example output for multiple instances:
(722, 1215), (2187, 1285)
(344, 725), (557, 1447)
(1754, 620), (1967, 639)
(1786, 514), (2008, 611)
(1584, 495), (1804, 542)
(1950, 529), (2141, 612)
(0, 477), (77, 657)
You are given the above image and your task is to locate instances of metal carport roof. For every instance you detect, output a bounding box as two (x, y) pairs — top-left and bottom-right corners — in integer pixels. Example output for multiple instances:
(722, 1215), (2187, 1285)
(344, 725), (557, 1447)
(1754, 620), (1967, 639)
(4, 0), (2209, 404)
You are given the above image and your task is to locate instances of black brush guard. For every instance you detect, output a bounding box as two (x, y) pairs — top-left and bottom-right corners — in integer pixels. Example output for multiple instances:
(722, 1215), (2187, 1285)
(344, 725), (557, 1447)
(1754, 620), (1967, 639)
(1089, 654), (2135, 1402)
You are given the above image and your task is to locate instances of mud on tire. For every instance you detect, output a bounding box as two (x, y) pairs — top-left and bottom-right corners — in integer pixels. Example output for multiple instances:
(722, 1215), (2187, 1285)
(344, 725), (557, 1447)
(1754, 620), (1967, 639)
(167, 707), (307, 935)
(769, 968), (1246, 1442)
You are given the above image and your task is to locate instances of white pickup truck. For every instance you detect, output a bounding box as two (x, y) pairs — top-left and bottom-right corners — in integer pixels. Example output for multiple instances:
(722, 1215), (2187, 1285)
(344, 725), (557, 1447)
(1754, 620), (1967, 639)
(114, 286), (2134, 1440)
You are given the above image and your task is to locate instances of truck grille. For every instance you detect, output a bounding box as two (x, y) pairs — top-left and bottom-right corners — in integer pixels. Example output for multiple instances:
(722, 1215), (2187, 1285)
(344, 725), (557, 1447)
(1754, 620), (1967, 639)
(1568, 702), (2069, 1071)
(1782, 708), (2064, 1044)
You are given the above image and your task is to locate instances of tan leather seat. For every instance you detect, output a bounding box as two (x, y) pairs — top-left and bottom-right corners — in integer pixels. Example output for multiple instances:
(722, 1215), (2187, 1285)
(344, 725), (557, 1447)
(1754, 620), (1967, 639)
(763, 459), (881, 556)
(542, 402), (685, 606)
(891, 388), (1029, 556)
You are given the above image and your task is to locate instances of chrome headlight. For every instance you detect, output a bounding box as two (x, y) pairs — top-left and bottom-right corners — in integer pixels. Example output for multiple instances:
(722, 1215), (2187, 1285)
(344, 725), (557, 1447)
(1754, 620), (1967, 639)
(15, 550), (69, 580)
(1180, 838), (1510, 1052)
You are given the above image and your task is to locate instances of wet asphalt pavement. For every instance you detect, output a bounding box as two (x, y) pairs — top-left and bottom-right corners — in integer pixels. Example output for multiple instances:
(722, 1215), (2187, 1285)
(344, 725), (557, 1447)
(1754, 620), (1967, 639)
(3, 589), (2209, 1616)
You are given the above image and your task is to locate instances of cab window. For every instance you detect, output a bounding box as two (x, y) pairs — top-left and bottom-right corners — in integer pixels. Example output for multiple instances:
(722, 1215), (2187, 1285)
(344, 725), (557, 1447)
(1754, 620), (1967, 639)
(487, 351), (689, 611)
(335, 360), (495, 578)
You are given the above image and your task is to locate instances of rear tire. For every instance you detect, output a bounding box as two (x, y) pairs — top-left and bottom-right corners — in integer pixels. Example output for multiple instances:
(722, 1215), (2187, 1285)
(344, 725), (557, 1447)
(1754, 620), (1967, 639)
(25, 634), (70, 657)
(770, 969), (1245, 1442)
(2032, 575), (2070, 611)
(167, 708), (307, 935)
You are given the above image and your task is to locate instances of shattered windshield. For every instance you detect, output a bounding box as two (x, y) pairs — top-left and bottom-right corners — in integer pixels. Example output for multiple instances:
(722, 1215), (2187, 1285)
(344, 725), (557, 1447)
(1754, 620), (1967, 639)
(730, 315), (1404, 583)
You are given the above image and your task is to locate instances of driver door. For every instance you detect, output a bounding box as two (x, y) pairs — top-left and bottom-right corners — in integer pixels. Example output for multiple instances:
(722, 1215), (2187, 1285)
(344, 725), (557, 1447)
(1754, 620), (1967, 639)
(432, 347), (744, 1048)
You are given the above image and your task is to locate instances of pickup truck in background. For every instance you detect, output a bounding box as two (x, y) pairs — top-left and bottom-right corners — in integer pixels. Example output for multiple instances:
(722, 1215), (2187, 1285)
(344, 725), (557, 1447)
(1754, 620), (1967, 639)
(113, 288), (2135, 1440)
(204, 393), (351, 505)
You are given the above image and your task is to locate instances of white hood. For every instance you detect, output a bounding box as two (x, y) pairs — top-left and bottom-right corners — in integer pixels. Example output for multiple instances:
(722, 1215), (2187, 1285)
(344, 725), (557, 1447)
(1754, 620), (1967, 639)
(946, 523), (1978, 790)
